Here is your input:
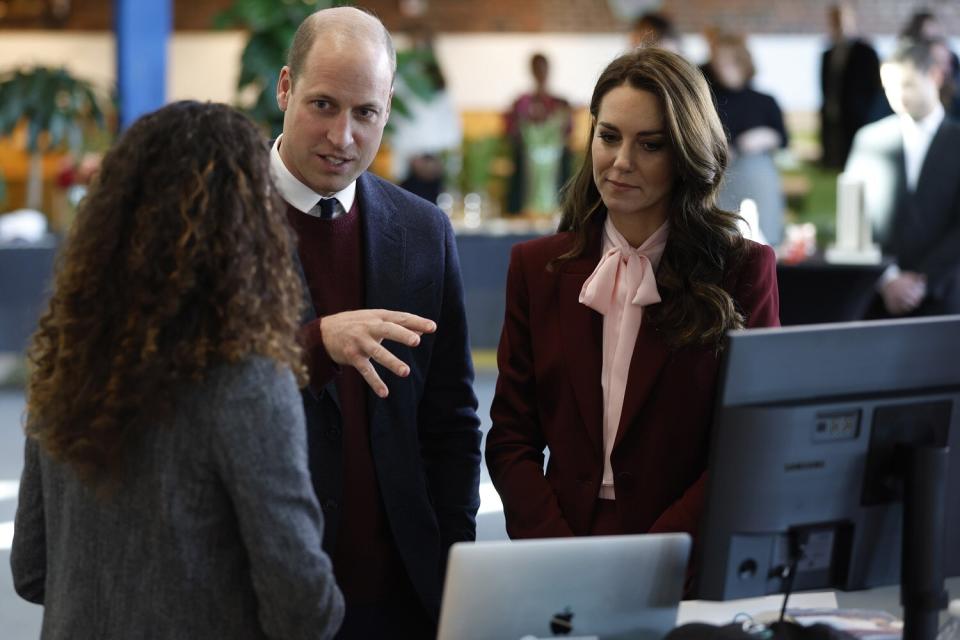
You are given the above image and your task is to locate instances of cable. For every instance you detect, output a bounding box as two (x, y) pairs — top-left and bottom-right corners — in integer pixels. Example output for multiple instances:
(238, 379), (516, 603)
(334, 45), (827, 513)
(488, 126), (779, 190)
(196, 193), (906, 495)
(778, 532), (805, 623)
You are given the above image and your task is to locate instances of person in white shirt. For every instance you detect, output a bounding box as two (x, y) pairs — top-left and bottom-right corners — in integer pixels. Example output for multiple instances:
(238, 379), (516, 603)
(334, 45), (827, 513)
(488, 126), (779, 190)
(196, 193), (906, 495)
(845, 38), (960, 317)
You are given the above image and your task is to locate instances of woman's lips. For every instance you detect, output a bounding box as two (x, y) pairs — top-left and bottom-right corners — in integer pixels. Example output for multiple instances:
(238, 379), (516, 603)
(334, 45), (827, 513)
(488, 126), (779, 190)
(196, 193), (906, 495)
(606, 178), (639, 189)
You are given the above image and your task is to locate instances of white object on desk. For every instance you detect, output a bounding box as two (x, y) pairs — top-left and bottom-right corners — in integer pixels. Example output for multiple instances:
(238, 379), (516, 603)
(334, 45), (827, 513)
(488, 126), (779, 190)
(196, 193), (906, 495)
(676, 591), (838, 626)
(826, 173), (881, 264)
(737, 199), (770, 246)
(0, 208), (47, 243)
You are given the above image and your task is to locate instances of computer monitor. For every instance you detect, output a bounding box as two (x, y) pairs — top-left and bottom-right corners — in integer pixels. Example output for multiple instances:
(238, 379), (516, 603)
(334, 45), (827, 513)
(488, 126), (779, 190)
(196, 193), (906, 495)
(697, 316), (960, 637)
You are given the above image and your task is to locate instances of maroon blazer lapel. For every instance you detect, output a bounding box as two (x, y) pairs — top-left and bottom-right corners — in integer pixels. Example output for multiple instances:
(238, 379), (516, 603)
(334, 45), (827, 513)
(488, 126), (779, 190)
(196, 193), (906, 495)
(613, 320), (671, 450)
(558, 242), (605, 459)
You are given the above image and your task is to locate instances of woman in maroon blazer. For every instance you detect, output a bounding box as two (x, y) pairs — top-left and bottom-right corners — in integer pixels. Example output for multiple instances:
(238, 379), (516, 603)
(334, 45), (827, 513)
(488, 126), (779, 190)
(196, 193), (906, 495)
(486, 48), (780, 542)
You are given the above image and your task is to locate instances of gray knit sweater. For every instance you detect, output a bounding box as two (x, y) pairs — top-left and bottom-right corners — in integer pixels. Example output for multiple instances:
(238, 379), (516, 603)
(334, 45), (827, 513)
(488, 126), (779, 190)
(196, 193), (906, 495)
(11, 357), (344, 639)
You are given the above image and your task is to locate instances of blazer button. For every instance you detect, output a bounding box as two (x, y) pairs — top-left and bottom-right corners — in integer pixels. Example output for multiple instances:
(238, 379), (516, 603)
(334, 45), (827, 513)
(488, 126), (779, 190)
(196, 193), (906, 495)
(325, 426), (341, 441)
(616, 472), (635, 492)
(322, 499), (339, 513)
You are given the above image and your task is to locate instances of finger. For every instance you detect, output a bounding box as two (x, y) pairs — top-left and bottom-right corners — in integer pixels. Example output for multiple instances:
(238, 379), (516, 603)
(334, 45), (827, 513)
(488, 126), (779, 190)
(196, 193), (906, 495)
(380, 310), (436, 334)
(904, 292), (924, 309)
(375, 321), (423, 348)
(368, 341), (411, 378)
(353, 357), (389, 398)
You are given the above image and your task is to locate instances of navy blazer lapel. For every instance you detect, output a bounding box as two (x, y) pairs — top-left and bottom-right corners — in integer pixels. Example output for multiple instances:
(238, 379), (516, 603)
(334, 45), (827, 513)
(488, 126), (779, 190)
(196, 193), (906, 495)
(914, 120), (960, 214)
(357, 173), (406, 318)
(916, 119), (948, 193)
(356, 173), (406, 437)
(559, 233), (604, 459)
(292, 248), (340, 407)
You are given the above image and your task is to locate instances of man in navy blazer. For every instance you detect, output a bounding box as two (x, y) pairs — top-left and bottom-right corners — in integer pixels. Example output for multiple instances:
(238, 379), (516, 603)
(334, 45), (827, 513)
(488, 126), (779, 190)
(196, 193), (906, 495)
(845, 38), (960, 317)
(271, 8), (481, 638)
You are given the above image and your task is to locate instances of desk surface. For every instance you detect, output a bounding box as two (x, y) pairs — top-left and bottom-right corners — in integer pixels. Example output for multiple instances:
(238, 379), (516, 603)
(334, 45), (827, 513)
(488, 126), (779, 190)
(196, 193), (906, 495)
(679, 576), (960, 628)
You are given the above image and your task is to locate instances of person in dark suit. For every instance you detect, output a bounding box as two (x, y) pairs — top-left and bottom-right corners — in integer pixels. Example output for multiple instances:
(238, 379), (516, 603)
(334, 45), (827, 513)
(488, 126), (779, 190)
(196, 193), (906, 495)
(12, 101), (344, 639)
(271, 7), (481, 638)
(820, 2), (883, 168)
(485, 49), (779, 545)
(845, 39), (960, 317)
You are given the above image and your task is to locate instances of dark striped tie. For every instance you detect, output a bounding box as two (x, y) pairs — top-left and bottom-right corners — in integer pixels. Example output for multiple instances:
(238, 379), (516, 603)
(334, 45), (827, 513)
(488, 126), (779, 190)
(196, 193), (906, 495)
(317, 198), (336, 219)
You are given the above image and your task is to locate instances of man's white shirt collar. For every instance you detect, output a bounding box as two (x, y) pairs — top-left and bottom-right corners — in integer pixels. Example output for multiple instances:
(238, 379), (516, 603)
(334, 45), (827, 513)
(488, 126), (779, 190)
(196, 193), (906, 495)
(899, 103), (944, 192)
(270, 134), (356, 216)
(900, 102), (945, 137)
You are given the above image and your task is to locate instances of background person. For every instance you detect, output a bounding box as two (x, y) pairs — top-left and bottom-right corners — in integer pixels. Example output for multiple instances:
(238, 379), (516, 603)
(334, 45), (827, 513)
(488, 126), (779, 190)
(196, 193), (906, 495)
(391, 24), (462, 205)
(11, 100), (344, 639)
(629, 11), (682, 54)
(845, 39), (960, 318)
(706, 32), (789, 245)
(820, 2), (883, 168)
(272, 8), (481, 637)
(485, 49), (779, 546)
(504, 52), (573, 215)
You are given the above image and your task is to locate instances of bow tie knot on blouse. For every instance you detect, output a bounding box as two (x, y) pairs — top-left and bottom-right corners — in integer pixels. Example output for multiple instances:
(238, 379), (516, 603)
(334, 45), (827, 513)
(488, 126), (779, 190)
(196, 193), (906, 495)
(578, 222), (667, 314)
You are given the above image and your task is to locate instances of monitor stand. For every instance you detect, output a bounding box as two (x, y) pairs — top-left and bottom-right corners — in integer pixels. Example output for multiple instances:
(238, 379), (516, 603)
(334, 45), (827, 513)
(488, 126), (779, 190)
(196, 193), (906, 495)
(901, 445), (949, 640)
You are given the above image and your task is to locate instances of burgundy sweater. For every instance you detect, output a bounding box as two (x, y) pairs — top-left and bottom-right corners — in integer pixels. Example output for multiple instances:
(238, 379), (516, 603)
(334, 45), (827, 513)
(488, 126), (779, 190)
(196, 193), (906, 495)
(286, 201), (407, 606)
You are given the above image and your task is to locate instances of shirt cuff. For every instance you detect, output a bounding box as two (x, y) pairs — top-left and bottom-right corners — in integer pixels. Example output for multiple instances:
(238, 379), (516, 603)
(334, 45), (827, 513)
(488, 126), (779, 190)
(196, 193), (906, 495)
(299, 318), (339, 389)
(876, 263), (901, 292)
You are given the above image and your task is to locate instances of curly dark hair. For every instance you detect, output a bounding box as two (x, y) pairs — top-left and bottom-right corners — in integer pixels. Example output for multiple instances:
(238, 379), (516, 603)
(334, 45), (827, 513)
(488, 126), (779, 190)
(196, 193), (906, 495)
(25, 100), (306, 484)
(555, 48), (747, 348)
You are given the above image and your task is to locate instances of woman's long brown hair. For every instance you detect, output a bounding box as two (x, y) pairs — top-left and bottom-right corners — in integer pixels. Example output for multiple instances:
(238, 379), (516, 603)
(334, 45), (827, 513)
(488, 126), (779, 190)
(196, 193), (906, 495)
(555, 47), (747, 348)
(25, 101), (306, 484)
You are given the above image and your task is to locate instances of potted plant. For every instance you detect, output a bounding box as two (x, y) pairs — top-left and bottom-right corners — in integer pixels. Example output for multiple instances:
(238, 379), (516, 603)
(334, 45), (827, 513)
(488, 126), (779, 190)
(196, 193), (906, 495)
(0, 66), (106, 214)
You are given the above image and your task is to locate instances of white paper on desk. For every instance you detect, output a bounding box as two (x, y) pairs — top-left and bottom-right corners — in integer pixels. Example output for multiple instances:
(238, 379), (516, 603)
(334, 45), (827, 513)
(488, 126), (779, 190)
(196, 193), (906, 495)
(676, 591), (839, 626)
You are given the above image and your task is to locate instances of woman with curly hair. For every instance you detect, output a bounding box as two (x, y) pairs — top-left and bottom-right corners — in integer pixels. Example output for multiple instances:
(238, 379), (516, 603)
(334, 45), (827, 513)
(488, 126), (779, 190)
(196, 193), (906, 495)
(11, 101), (344, 639)
(486, 48), (779, 541)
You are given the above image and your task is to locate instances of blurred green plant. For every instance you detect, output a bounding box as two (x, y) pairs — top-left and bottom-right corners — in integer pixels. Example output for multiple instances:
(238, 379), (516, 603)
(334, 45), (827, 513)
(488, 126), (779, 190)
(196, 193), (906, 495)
(388, 46), (446, 129)
(782, 163), (839, 245)
(215, 0), (437, 138)
(461, 136), (509, 196)
(0, 65), (106, 210)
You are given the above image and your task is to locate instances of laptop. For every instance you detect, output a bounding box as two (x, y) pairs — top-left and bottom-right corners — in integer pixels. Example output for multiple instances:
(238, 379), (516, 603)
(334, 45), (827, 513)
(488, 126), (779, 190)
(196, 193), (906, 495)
(437, 533), (691, 640)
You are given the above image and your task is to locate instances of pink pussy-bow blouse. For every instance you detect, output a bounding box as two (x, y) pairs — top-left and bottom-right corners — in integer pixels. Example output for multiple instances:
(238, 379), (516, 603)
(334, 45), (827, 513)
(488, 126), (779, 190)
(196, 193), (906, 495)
(579, 216), (669, 499)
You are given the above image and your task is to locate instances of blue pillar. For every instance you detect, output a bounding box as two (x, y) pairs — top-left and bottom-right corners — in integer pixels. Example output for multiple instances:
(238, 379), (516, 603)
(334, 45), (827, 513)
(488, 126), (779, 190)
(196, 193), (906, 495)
(115, 0), (171, 130)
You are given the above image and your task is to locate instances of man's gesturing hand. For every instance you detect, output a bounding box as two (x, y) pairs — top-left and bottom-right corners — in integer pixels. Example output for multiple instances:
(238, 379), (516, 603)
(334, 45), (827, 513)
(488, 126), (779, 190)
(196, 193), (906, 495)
(320, 309), (436, 398)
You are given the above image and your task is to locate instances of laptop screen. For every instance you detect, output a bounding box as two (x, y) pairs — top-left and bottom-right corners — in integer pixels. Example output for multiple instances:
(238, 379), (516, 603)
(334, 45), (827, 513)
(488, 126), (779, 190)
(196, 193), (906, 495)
(438, 533), (690, 640)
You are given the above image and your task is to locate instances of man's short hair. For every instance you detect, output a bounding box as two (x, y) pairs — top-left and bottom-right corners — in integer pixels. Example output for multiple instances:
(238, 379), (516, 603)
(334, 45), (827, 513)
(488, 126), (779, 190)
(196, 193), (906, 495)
(888, 37), (938, 73)
(286, 8), (397, 85)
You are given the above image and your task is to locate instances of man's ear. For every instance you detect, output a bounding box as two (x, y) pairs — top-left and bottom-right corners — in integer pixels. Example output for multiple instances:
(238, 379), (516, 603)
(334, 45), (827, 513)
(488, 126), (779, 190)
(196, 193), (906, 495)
(930, 64), (946, 90)
(277, 66), (293, 112)
(385, 87), (394, 119)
